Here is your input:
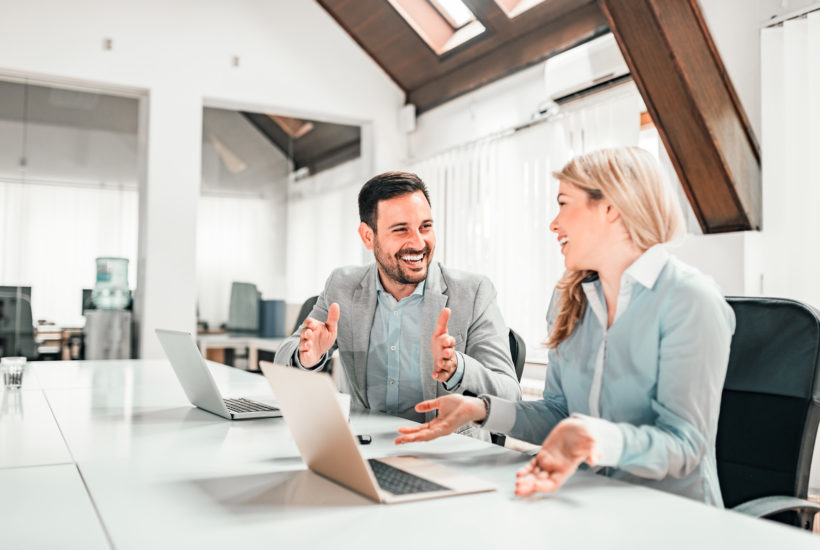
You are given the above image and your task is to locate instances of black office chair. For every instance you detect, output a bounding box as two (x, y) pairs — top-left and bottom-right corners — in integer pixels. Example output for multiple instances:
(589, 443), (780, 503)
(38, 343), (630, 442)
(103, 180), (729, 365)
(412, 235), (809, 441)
(490, 328), (527, 447)
(717, 297), (820, 529)
(291, 295), (319, 335)
(509, 328), (527, 384)
(0, 289), (37, 359)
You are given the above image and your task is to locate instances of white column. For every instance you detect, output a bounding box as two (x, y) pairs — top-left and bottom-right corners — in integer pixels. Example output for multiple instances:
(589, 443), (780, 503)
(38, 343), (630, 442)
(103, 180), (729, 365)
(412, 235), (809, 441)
(135, 86), (201, 358)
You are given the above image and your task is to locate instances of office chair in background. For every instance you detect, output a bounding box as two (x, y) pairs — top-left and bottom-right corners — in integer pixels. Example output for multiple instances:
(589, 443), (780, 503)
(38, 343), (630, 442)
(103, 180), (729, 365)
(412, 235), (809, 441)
(717, 297), (820, 530)
(490, 328), (527, 447)
(0, 287), (37, 359)
(291, 295), (319, 335)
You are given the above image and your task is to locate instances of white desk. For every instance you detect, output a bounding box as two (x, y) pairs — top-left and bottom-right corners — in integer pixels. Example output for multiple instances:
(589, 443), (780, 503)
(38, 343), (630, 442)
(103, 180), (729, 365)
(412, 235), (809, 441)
(2, 360), (819, 549)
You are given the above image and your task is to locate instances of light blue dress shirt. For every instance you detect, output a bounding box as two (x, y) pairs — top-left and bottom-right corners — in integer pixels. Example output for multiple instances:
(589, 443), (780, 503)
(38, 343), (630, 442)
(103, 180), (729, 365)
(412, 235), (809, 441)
(293, 276), (465, 422)
(482, 245), (735, 505)
(366, 278), (464, 422)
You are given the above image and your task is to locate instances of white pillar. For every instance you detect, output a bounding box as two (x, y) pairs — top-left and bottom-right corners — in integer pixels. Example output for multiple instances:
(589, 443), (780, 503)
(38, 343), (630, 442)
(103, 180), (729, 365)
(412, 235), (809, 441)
(135, 86), (201, 358)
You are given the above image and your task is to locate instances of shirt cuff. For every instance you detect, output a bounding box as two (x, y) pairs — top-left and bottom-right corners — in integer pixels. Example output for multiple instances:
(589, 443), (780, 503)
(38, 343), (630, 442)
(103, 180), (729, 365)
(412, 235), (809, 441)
(292, 349), (328, 370)
(442, 351), (466, 391)
(570, 413), (623, 467)
(476, 395), (517, 433)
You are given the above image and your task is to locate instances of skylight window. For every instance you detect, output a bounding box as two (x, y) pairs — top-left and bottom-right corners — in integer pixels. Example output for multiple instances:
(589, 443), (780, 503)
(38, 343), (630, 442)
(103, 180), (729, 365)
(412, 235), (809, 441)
(493, 0), (548, 19)
(389, 0), (486, 56)
(430, 0), (475, 29)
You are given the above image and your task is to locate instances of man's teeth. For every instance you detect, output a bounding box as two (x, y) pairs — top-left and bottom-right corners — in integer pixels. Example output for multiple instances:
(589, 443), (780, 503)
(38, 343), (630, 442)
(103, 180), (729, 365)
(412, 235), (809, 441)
(402, 254), (423, 262)
(559, 237), (569, 245)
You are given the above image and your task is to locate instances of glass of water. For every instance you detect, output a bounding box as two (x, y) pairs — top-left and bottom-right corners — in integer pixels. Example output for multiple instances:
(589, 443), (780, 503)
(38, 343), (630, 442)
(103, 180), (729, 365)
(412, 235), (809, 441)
(2, 356), (26, 389)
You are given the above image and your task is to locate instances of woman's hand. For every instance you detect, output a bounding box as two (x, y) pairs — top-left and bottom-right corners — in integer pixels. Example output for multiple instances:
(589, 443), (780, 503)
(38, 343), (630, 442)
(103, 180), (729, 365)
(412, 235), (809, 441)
(394, 395), (487, 444)
(515, 418), (600, 496)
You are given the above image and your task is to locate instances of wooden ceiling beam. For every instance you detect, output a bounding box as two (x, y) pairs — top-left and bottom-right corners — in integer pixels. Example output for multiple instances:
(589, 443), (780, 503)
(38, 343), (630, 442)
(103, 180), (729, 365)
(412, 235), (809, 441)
(600, 0), (761, 233)
(408, 2), (609, 113)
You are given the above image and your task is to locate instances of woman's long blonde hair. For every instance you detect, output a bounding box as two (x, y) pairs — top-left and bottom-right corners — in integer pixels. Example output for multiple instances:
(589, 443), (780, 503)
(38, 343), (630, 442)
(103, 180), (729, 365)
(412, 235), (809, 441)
(546, 147), (684, 348)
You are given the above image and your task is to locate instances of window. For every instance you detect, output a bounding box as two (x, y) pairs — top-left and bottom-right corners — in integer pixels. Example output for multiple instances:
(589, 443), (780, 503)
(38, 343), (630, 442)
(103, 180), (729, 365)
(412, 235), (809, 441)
(388, 0), (486, 56)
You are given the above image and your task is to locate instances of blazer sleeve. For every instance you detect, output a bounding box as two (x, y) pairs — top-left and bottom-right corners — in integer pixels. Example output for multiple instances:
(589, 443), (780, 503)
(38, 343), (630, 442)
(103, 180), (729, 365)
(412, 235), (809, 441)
(505, 290), (569, 444)
(273, 270), (338, 369)
(452, 277), (521, 401)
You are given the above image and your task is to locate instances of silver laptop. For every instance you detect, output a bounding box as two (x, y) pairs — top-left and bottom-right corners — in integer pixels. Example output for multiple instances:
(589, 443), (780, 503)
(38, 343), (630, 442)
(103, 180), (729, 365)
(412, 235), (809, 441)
(259, 361), (495, 504)
(156, 329), (281, 420)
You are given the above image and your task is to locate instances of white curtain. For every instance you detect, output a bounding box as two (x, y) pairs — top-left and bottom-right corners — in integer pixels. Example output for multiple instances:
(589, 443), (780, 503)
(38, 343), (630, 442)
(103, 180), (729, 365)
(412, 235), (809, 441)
(761, 11), (820, 310)
(196, 194), (286, 327)
(408, 88), (642, 355)
(0, 182), (138, 325)
(285, 183), (364, 305)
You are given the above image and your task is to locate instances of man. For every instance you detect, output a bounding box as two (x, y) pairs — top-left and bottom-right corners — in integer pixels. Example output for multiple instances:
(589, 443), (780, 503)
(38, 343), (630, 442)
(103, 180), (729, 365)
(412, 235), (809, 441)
(274, 171), (520, 433)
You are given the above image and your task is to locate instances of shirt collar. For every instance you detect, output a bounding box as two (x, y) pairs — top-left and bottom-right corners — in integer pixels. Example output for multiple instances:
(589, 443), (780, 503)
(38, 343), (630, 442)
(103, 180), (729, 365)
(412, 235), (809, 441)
(623, 244), (670, 290)
(375, 275), (426, 299)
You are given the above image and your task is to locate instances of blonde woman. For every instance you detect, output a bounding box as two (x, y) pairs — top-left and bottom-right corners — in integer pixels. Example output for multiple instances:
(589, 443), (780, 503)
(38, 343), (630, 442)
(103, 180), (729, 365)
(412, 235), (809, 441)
(395, 147), (735, 506)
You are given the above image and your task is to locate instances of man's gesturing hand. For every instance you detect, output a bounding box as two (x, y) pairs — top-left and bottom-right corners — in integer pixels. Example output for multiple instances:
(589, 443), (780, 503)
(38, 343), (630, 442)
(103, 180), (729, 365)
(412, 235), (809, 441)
(431, 307), (458, 383)
(298, 302), (340, 367)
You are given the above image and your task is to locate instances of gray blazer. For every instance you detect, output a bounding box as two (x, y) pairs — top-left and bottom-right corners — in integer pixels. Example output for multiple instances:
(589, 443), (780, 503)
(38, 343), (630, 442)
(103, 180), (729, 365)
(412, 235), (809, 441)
(274, 262), (521, 422)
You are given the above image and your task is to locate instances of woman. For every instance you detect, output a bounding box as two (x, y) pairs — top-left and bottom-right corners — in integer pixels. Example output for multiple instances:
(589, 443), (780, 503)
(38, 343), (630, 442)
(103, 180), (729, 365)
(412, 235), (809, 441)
(395, 147), (735, 506)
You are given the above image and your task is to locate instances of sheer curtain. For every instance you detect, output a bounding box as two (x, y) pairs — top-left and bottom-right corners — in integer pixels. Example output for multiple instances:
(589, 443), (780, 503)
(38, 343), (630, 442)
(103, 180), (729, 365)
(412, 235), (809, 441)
(0, 182), (138, 324)
(196, 193), (285, 327)
(408, 87), (642, 354)
(761, 10), (820, 310)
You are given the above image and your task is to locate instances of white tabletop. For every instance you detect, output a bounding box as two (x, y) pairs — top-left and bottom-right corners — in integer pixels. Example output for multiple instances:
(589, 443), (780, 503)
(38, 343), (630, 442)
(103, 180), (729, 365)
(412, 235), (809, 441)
(2, 359), (818, 549)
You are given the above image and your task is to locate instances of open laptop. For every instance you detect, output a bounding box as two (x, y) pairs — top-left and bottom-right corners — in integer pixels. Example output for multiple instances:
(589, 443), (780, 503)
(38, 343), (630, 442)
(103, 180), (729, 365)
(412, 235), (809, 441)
(259, 361), (495, 504)
(156, 329), (281, 420)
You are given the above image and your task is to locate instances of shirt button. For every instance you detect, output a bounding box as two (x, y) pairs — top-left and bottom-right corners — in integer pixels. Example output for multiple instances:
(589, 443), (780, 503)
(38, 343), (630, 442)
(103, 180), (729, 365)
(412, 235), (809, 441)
(391, 345), (396, 351)
(393, 311), (399, 316)
(389, 379), (395, 386)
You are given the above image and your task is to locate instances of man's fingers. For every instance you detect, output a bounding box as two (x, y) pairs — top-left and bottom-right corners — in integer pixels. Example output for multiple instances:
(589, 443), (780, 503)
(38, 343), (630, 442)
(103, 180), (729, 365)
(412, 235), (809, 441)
(433, 308), (450, 337)
(326, 303), (340, 330)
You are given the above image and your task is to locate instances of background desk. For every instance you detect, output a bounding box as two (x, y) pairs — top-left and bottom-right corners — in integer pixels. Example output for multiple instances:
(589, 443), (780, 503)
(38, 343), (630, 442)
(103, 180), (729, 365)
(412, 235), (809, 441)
(2, 360), (818, 550)
(197, 333), (283, 371)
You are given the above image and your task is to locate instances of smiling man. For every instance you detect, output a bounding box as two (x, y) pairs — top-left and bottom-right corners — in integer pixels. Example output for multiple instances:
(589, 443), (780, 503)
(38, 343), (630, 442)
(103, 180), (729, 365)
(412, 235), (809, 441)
(274, 171), (520, 432)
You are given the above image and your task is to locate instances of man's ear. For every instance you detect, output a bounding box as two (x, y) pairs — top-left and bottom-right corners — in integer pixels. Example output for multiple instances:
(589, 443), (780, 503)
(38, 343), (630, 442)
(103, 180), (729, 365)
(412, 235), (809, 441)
(358, 222), (375, 250)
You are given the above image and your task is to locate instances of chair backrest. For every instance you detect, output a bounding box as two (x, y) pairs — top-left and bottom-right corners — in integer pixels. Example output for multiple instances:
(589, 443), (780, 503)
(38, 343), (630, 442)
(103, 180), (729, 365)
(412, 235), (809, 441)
(508, 328), (526, 382)
(291, 296), (319, 335)
(717, 297), (820, 511)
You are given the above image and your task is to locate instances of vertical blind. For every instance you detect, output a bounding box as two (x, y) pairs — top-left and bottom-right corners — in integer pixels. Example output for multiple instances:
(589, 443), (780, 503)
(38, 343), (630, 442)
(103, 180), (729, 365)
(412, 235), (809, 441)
(761, 10), (820, 310)
(408, 87), (642, 353)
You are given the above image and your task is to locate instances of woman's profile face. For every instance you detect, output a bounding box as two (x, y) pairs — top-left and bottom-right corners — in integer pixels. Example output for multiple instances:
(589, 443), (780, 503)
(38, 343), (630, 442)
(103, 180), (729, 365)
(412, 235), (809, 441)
(549, 180), (608, 271)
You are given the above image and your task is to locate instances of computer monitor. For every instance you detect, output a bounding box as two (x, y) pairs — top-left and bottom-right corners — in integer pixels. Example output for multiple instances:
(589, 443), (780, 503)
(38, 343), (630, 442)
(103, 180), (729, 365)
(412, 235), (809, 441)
(226, 282), (260, 332)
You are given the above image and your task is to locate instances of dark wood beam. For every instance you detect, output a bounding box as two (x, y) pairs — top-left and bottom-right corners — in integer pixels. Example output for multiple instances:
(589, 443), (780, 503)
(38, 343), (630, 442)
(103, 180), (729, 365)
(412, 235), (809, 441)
(409, 2), (609, 113)
(600, 0), (761, 233)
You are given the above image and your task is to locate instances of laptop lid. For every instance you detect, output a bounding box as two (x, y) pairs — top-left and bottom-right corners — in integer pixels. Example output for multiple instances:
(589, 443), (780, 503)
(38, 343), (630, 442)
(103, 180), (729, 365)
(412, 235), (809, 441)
(156, 329), (231, 418)
(260, 362), (383, 502)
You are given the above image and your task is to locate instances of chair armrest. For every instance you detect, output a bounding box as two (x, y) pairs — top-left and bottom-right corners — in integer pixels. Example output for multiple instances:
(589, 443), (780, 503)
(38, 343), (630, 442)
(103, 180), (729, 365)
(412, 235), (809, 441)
(733, 495), (820, 518)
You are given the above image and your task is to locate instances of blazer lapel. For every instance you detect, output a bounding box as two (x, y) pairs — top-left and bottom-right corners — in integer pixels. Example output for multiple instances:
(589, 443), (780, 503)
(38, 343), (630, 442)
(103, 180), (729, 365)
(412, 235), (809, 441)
(420, 262), (448, 404)
(349, 264), (378, 408)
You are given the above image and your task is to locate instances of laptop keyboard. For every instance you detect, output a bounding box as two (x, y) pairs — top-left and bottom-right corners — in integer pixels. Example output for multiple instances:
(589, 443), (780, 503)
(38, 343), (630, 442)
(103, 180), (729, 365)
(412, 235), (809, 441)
(368, 459), (449, 495)
(223, 398), (279, 413)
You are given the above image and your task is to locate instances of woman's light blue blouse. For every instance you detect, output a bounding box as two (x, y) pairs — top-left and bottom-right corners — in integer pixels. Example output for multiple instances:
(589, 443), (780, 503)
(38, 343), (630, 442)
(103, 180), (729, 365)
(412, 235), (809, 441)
(483, 245), (735, 505)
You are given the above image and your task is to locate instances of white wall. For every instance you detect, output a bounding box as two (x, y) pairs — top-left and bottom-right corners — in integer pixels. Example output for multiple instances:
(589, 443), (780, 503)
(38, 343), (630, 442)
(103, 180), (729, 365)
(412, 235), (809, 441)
(0, 0), (406, 357)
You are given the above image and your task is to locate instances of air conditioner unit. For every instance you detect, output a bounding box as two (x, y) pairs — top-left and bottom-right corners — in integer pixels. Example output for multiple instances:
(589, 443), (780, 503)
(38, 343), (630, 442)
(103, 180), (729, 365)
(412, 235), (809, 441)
(544, 33), (630, 104)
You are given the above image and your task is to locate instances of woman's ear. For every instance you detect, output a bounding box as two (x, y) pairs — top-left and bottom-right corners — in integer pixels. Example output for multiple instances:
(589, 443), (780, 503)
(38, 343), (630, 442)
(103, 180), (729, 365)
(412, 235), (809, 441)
(603, 201), (621, 224)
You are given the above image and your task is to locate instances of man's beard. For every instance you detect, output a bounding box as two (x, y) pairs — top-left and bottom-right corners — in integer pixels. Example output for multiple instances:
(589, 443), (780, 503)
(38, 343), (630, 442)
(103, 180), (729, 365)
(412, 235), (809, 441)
(373, 240), (432, 286)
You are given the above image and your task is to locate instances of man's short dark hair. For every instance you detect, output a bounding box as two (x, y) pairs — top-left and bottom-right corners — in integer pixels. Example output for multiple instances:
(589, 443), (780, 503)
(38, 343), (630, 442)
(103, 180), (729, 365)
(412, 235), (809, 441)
(358, 171), (431, 231)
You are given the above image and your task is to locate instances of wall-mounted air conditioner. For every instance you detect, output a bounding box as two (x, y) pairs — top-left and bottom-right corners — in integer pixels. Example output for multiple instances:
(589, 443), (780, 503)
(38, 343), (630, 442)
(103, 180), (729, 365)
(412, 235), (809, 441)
(544, 33), (630, 104)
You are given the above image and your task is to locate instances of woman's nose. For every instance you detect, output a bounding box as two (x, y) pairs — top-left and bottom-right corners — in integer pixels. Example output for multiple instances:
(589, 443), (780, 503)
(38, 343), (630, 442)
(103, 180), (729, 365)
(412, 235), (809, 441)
(549, 215), (559, 234)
